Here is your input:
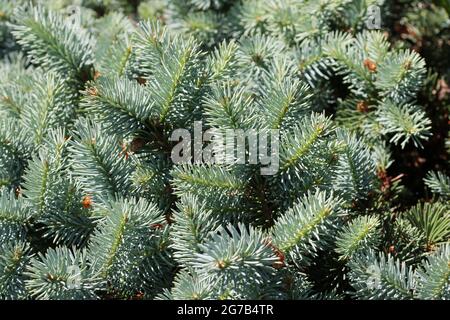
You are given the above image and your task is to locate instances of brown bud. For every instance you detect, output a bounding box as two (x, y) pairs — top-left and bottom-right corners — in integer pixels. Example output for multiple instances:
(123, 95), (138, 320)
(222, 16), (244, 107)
(357, 101), (370, 113)
(82, 195), (93, 209)
(137, 77), (147, 85)
(363, 59), (377, 72)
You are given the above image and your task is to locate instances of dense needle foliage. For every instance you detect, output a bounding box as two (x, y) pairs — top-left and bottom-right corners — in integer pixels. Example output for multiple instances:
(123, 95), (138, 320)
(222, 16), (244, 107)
(0, 0), (448, 300)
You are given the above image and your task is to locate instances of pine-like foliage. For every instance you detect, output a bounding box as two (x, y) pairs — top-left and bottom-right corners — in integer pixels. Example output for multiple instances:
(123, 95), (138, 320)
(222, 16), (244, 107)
(0, 1), (448, 300)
